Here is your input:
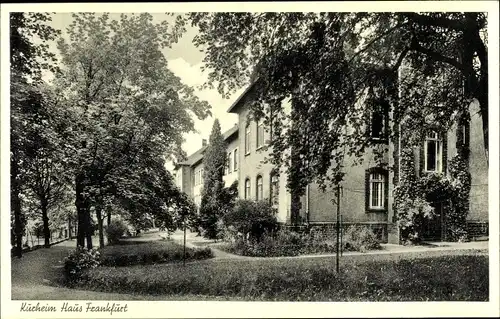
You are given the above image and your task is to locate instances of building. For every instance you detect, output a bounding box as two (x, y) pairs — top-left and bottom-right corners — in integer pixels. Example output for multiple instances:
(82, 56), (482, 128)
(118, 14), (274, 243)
(174, 125), (239, 208)
(174, 78), (489, 244)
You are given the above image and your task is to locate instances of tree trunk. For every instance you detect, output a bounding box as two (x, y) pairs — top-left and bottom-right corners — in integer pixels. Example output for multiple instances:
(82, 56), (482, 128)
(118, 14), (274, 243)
(41, 198), (50, 248)
(11, 156), (23, 258)
(85, 208), (93, 250)
(107, 210), (111, 226)
(290, 191), (302, 226)
(96, 205), (105, 248)
(75, 173), (92, 249)
(68, 217), (72, 239)
(13, 190), (23, 257)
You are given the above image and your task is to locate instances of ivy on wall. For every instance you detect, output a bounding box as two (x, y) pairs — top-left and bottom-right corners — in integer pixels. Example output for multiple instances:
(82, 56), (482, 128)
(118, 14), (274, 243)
(447, 154), (471, 241)
(394, 148), (434, 243)
(394, 148), (470, 243)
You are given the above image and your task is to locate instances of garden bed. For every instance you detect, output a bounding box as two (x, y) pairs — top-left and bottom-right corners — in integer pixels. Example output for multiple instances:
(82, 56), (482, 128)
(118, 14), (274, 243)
(74, 252), (488, 301)
(99, 239), (213, 267)
(216, 226), (382, 257)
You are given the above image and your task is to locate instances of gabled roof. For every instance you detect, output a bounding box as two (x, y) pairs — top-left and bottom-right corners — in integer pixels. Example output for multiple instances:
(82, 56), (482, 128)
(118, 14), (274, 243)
(178, 145), (208, 167)
(227, 77), (260, 114)
(177, 124), (239, 167)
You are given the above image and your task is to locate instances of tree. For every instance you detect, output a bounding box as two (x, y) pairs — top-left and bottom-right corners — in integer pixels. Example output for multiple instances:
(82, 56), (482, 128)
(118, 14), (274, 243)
(199, 119), (227, 239)
(186, 12), (488, 198)
(22, 83), (72, 248)
(10, 12), (60, 257)
(53, 13), (210, 249)
(113, 155), (185, 235)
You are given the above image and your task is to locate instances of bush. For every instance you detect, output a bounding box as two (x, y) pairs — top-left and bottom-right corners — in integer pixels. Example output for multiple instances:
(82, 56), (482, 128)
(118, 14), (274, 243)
(342, 226), (381, 252)
(64, 246), (101, 284)
(223, 200), (279, 242)
(225, 230), (303, 257)
(105, 219), (128, 245)
(99, 240), (214, 267)
(220, 226), (380, 257)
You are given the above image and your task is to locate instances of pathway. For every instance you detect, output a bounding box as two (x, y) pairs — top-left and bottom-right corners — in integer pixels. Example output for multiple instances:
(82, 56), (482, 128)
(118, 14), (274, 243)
(10, 237), (150, 300)
(169, 229), (489, 261)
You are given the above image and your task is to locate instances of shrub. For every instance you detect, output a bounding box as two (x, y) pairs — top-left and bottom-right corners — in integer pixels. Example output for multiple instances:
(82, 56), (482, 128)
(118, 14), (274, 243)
(99, 240), (213, 267)
(221, 226), (380, 257)
(64, 246), (100, 284)
(223, 200), (279, 242)
(105, 219), (128, 245)
(342, 226), (381, 252)
(226, 230), (303, 257)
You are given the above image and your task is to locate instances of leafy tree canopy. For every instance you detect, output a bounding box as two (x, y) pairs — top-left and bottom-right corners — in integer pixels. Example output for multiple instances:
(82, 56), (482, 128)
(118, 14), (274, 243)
(185, 12), (488, 194)
(51, 13), (212, 247)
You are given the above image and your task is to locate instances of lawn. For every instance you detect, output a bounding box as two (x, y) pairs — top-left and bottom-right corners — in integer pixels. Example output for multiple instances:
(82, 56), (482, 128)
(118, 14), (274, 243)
(74, 250), (488, 301)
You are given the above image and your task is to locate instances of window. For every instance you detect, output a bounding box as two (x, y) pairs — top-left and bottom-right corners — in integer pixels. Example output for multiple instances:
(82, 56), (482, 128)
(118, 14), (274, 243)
(195, 168), (204, 186)
(424, 131), (442, 172)
(224, 154), (229, 175)
(225, 153), (232, 174)
(270, 173), (279, 206)
(369, 172), (385, 209)
(256, 119), (265, 149)
(256, 175), (263, 200)
(370, 102), (388, 139)
(233, 148), (238, 171)
(245, 123), (251, 154)
(195, 169), (202, 186)
(244, 178), (251, 199)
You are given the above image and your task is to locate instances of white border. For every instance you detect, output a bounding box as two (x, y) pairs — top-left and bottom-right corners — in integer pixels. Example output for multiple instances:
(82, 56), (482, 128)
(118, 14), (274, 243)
(1, 2), (499, 318)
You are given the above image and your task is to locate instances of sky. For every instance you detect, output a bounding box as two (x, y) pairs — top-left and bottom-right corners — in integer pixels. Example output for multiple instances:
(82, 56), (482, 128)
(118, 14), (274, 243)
(44, 13), (243, 170)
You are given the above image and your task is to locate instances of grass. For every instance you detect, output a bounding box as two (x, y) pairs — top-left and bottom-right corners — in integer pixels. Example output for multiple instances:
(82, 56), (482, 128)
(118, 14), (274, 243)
(99, 239), (213, 267)
(74, 250), (488, 301)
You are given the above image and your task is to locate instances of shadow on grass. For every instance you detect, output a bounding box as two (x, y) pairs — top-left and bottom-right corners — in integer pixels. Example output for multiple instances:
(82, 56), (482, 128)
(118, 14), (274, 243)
(114, 240), (150, 246)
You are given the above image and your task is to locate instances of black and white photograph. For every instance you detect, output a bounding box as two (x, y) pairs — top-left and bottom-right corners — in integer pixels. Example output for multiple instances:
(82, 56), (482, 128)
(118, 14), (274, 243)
(1, 1), (498, 318)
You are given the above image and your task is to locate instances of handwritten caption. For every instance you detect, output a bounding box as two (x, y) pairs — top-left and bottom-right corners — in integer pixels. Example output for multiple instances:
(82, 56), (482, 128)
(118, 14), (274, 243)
(20, 302), (128, 315)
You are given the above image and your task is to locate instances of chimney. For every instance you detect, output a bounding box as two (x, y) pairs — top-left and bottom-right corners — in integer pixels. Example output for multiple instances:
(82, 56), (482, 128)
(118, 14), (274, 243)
(202, 139), (207, 147)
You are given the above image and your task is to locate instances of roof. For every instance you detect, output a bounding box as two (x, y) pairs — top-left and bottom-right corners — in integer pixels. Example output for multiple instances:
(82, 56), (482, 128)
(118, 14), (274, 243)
(177, 124), (239, 167)
(227, 78), (260, 114)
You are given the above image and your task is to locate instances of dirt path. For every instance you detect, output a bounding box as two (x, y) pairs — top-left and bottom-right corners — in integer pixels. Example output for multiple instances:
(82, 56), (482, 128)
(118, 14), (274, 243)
(169, 229), (489, 261)
(10, 238), (149, 300)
